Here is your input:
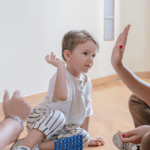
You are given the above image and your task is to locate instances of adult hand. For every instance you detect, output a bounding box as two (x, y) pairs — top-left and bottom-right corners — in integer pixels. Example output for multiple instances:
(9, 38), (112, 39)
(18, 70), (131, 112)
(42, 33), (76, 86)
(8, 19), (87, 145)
(3, 90), (31, 122)
(118, 125), (150, 144)
(88, 137), (105, 146)
(111, 25), (130, 68)
(45, 52), (65, 67)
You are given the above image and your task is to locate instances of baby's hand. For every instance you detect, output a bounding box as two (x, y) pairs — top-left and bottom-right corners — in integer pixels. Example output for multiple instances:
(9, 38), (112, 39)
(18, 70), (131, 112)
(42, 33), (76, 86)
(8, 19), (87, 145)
(88, 137), (105, 146)
(45, 52), (65, 67)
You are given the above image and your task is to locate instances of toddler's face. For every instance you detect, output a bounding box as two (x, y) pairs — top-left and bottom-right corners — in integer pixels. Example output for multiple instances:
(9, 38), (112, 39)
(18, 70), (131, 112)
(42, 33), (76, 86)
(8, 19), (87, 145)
(69, 40), (97, 73)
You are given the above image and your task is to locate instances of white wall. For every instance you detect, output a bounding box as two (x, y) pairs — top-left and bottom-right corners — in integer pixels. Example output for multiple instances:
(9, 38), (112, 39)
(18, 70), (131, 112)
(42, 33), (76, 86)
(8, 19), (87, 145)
(0, 0), (122, 101)
(120, 0), (150, 72)
(1, 0), (149, 102)
(88, 0), (121, 79)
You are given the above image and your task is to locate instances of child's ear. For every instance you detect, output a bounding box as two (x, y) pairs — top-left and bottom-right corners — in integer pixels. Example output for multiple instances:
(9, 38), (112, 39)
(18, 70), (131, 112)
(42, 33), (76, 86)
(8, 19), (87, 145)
(64, 50), (71, 61)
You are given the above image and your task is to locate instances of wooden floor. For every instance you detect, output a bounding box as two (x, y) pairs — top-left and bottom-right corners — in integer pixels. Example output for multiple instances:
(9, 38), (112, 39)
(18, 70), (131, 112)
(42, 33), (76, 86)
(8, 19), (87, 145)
(3, 78), (150, 150)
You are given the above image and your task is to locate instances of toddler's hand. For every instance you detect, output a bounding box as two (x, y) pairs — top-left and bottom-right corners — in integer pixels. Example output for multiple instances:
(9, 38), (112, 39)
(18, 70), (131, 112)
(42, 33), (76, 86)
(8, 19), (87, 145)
(45, 52), (65, 67)
(88, 137), (105, 146)
(111, 25), (130, 68)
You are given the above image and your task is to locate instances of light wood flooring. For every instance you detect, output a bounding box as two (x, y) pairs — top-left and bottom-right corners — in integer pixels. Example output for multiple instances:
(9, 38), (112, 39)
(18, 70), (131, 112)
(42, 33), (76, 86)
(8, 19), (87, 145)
(2, 78), (150, 150)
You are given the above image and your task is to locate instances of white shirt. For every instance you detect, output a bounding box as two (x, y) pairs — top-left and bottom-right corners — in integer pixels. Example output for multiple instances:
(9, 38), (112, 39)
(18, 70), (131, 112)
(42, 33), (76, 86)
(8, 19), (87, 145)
(37, 69), (93, 126)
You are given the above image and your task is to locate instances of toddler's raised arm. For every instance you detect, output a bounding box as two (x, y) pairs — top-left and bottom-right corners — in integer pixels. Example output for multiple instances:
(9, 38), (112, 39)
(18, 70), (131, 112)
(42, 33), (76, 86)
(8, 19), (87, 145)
(45, 52), (69, 101)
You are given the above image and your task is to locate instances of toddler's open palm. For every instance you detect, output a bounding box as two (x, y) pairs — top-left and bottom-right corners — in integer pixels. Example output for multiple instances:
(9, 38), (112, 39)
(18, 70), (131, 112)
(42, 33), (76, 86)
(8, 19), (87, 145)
(111, 25), (130, 66)
(45, 52), (65, 67)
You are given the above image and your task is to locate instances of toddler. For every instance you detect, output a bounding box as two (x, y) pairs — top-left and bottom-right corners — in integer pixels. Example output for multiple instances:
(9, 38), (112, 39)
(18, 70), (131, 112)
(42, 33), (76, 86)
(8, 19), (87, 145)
(12, 30), (105, 150)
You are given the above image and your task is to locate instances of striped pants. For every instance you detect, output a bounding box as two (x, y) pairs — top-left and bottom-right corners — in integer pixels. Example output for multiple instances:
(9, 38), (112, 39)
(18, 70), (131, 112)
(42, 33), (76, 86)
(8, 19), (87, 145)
(26, 107), (90, 148)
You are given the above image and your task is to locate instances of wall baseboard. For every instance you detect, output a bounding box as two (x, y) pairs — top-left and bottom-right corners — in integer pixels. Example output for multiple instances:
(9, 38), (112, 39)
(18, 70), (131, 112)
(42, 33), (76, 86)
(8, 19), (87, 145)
(0, 71), (150, 112)
(91, 74), (119, 87)
(134, 71), (150, 78)
(91, 71), (150, 87)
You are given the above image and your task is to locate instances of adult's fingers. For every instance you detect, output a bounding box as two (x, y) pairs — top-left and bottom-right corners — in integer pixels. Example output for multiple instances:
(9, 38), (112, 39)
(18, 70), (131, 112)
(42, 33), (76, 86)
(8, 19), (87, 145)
(120, 26), (127, 45)
(118, 131), (137, 143)
(50, 52), (53, 60)
(3, 90), (9, 104)
(118, 131), (128, 142)
(124, 129), (136, 138)
(124, 25), (131, 45)
(121, 24), (130, 45)
(12, 91), (20, 100)
(116, 33), (123, 45)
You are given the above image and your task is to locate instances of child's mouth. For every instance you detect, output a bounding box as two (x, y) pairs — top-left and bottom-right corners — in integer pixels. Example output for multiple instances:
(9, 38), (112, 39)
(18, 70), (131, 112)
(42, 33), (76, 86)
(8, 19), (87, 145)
(85, 65), (90, 68)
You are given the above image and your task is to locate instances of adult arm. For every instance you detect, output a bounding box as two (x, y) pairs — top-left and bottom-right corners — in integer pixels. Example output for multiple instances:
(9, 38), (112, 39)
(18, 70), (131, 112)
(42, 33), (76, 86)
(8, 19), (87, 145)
(0, 91), (31, 149)
(0, 118), (22, 149)
(113, 65), (150, 106)
(111, 25), (150, 106)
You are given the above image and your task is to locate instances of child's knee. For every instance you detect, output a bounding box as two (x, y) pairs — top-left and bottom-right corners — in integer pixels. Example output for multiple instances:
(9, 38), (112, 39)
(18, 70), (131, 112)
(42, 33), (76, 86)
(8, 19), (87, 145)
(27, 109), (66, 139)
(51, 110), (66, 124)
(141, 131), (150, 150)
(81, 129), (90, 149)
(45, 110), (66, 130)
(40, 110), (66, 139)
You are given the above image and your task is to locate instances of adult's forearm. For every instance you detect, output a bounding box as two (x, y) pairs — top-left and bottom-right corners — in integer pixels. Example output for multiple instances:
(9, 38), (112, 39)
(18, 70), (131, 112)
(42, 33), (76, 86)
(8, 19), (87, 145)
(113, 64), (150, 106)
(0, 118), (21, 150)
(54, 64), (69, 101)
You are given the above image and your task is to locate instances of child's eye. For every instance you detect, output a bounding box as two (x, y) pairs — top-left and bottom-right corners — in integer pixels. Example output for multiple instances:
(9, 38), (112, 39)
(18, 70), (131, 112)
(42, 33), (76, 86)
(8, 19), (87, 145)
(92, 55), (95, 58)
(83, 52), (87, 55)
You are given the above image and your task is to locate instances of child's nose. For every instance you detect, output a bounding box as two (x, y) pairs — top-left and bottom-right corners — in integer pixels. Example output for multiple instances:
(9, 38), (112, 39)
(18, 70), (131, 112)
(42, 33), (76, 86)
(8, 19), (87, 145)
(88, 56), (94, 62)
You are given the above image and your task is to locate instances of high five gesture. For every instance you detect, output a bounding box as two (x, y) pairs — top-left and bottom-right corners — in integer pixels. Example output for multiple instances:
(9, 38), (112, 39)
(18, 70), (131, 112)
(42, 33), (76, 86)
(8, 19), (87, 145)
(111, 25), (130, 67)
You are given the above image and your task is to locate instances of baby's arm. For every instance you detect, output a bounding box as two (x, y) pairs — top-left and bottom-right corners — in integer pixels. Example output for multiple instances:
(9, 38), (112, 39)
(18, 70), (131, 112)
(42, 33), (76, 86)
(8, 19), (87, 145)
(111, 25), (150, 106)
(45, 52), (69, 101)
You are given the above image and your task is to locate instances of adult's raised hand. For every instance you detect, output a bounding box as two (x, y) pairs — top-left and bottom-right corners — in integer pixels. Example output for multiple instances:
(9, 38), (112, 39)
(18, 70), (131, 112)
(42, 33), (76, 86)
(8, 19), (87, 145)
(3, 90), (31, 122)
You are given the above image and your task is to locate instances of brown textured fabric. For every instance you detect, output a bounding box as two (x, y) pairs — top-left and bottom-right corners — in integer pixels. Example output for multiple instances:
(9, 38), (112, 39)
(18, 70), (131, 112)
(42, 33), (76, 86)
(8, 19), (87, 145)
(141, 131), (150, 150)
(128, 94), (150, 128)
